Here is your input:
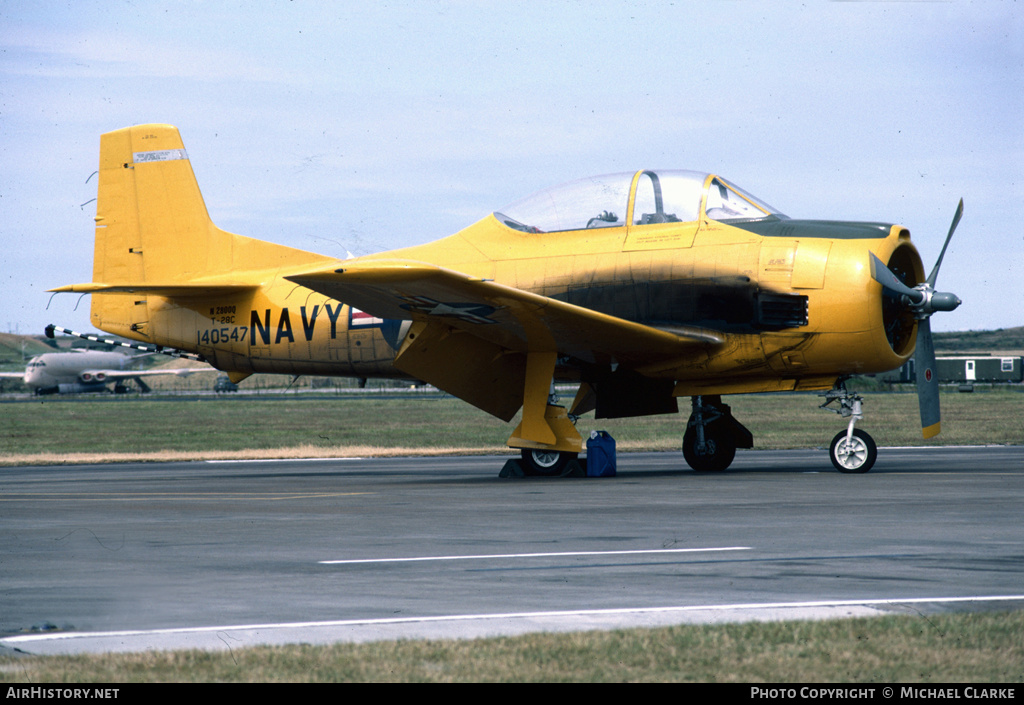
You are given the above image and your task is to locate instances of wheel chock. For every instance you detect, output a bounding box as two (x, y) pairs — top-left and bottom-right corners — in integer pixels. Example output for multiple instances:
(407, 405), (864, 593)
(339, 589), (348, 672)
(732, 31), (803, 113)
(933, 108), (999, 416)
(499, 458), (526, 477)
(499, 458), (588, 478)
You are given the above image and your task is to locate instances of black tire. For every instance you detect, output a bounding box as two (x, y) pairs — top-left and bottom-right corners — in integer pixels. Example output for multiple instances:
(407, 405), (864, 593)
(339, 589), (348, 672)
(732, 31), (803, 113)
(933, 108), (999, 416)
(682, 425), (736, 472)
(520, 449), (577, 476)
(829, 429), (877, 473)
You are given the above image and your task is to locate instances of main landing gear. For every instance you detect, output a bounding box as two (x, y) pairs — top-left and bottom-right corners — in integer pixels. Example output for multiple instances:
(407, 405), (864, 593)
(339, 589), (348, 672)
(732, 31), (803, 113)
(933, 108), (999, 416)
(520, 447), (579, 476)
(518, 380), (880, 475)
(682, 395), (753, 472)
(819, 379), (877, 473)
(509, 375), (583, 477)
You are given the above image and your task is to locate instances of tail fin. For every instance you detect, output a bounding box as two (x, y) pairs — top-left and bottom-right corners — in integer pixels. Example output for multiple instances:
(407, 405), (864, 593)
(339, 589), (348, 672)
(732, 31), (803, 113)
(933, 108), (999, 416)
(93, 124), (218, 286)
(65, 124), (331, 339)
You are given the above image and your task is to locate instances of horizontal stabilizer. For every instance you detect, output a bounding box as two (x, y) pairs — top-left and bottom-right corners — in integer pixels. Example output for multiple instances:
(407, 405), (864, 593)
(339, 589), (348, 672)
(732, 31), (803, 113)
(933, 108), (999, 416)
(49, 282), (258, 297)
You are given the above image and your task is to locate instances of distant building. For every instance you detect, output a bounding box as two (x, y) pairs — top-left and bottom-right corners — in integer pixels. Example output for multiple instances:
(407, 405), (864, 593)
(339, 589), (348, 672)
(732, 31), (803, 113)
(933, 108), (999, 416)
(881, 355), (1023, 385)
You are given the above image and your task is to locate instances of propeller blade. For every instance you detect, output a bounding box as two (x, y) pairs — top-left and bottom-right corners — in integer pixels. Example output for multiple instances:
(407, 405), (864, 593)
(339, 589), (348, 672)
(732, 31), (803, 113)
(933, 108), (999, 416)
(915, 316), (941, 438)
(927, 198), (964, 288)
(869, 253), (923, 303)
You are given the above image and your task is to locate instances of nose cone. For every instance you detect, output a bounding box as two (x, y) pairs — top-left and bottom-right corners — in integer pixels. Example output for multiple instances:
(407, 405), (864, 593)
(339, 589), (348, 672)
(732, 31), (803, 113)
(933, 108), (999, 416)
(23, 356), (48, 386)
(930, 291), (961, 313)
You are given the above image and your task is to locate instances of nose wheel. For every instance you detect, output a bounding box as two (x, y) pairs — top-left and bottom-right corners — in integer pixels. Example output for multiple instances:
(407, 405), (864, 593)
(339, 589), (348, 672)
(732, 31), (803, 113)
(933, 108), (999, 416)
(829, 428), (877, 473)
(820, 379), (877, 473)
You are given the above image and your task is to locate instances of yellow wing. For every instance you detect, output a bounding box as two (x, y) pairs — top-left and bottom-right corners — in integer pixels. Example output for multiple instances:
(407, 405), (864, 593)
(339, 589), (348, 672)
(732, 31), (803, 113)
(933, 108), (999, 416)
(287, 259), (723, 422)
(288, 258), (722, 364)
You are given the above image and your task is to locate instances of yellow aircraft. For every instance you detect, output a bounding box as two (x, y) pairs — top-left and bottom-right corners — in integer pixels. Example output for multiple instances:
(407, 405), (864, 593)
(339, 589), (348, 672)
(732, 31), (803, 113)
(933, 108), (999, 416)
(52, 124), (963, 474)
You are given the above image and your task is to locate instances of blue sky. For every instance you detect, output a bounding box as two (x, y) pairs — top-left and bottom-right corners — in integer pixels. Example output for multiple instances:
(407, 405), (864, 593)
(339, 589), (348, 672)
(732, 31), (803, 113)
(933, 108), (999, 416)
(2, 0), (1021, 336)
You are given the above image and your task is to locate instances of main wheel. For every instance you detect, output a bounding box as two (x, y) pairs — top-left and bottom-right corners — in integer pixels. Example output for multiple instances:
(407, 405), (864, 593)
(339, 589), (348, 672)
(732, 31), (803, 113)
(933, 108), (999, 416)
(520, 449), (578, 476)
(829, 429), (877, 473)
(682, 425), (736, 472)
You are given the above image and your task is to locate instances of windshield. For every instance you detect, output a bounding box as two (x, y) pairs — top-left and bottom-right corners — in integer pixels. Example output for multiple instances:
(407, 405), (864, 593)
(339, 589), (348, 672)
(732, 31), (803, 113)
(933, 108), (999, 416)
(705, 177), (784, 221)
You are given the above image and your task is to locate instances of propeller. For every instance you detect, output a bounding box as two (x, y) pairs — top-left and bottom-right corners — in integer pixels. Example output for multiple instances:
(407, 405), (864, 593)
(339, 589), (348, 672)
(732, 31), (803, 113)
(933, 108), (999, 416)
(870, 199), (963, 438)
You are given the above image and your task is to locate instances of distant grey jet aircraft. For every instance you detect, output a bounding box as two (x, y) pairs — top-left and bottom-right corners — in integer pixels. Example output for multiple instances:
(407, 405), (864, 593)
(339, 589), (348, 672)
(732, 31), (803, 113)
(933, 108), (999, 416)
(0, 349), (193, 395)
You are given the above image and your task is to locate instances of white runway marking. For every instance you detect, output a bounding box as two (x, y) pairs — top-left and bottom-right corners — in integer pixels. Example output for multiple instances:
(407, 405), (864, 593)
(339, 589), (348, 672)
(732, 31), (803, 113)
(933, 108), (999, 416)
(5, 595), (1024, 654)
(205, 457), (365, 464)
(319, 546), (751, 565)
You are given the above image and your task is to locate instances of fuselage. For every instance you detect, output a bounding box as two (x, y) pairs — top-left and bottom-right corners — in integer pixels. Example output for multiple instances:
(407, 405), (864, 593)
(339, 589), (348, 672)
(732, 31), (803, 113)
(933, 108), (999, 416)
(132, 170), (923, 397)
(22, 350), (135, 393)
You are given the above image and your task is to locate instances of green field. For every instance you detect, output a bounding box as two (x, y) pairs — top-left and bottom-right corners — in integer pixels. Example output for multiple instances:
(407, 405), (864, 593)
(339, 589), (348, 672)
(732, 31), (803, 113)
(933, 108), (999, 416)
(1, 388), (1020, 465)
(2, 611), (1022, 682)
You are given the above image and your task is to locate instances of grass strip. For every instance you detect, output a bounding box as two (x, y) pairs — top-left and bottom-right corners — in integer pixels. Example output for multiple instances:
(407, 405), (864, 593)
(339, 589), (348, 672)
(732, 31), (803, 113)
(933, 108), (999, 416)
(2, 390), (1020, 465)
(2, 611), (1022, 682)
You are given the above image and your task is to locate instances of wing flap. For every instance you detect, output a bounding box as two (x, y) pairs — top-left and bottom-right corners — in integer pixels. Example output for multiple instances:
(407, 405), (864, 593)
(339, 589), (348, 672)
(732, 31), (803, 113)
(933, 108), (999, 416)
(394, 321), (526, 421)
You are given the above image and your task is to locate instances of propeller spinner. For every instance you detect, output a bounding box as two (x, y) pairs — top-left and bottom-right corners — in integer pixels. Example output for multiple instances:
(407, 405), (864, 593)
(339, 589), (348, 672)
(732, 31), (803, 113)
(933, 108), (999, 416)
(870, 199), (963, 438)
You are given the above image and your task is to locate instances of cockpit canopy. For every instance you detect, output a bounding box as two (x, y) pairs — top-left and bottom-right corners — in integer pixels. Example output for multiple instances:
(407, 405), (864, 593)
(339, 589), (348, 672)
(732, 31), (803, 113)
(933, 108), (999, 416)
(494, 170), (785, 234)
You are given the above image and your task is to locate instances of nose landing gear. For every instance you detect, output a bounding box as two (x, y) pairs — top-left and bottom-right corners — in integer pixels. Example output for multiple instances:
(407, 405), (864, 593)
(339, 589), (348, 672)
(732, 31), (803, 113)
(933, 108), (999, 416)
(820, 379), (877, 473)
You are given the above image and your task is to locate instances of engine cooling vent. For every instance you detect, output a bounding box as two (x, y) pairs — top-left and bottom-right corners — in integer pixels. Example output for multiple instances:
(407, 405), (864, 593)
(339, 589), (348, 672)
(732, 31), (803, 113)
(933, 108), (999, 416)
(757, 292), (808, 329)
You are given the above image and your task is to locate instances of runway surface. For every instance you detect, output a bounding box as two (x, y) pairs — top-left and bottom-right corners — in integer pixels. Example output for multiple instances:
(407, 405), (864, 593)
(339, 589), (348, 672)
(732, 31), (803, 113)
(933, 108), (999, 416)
(3, 446), (1023, 655)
